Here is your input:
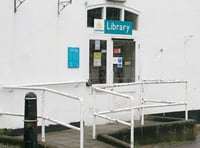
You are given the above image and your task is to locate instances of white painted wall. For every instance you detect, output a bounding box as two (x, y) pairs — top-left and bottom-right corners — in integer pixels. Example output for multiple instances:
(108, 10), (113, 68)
(0, 0), (89, 128)
(137, 0), (200, 110)
(0, 0), (88, 85)
(0, 0), (200, 128)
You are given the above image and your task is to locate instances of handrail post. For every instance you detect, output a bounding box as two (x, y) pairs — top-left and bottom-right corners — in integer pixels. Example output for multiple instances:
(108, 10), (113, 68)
(110, 87), (115, 122)
(41, 90), (46, 142)
(141, 81), (145, 125)
(185, 81), (188, 120)
(92, 87), (97, 139)
(130, 97), (134, 148)
(80, 98), (84, 148)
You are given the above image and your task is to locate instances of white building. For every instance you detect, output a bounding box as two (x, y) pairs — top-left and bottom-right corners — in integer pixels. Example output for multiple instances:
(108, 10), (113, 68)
(0, 0), (200, 129)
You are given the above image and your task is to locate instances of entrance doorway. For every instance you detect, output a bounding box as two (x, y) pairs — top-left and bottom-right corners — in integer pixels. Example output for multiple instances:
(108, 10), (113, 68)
(113, 39), (135, 83)
(89, 40), (107, 84)
(89, 39), (135, 84)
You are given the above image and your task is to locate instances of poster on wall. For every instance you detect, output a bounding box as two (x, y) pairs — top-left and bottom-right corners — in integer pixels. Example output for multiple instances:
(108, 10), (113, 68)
(93, 52), (101, 67)
(68, 47), (80, 68)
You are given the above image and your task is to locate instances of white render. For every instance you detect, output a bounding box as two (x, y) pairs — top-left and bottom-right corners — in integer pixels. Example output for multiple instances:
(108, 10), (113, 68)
(0, 0), (200, 128)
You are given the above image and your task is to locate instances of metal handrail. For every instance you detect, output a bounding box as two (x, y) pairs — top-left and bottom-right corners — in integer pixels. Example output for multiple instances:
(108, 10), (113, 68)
(92, 80), (188, 148)
(2, 82), (85, 148)
(99, 80), (188, 125)
(139, 80), (188, 125)
(4, 80), (87, 87)
(101, 79), (188, 89)
(0, 113), (81, 131)
(92, 86), (135, 148)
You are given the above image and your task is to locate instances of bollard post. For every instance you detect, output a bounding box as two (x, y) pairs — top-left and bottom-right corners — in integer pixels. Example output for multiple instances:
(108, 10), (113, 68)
(24, 92), (38, 148)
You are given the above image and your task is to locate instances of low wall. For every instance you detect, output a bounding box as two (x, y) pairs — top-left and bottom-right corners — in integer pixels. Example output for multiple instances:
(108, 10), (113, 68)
(97, 116), (197, 147)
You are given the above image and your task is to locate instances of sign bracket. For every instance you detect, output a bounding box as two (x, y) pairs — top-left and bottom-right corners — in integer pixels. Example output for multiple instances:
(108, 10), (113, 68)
(14, 0), (26, 13)
(58, 0), (72, 15)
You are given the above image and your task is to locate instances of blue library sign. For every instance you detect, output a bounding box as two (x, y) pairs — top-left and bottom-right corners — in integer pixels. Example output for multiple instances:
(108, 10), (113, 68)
(104, 20), (133, 35)
(68, 47), (80, 68)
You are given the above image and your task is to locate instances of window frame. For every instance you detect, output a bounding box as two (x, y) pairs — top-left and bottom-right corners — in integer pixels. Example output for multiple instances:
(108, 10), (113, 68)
(106, 7), (121, 20)
(87, 6), (139, 31)
(124, 10), (138, 30)
(87, 7), (103, 27)
(86, 5), (140, 84)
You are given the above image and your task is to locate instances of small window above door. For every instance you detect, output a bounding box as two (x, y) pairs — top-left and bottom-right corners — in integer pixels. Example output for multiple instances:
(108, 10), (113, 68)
(106, 7), (121, 20)
(87, 6), (139, 30)
(125, 10), (138, 30)
(87, 7), (103, 27)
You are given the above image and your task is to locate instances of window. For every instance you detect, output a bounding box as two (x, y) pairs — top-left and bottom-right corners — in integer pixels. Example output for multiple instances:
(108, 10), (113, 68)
(89, 40), (107, 84)
(106, 7), (121, 20)
(87, 7), (138, 84)
(87, 8), (103, 27)
(113, 39), (135, 83)
(87, 7), (138, 30)
(125, 10), (138, 30)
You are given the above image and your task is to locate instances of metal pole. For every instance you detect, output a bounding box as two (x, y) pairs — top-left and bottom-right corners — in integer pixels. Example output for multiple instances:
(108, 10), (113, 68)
(110, 90), (115, 122)
(41, 90), (45, 142)
(80, 99), (84, 148)
(14, 0), (17, 13)
(141, 82), (144, 125)
(130, 97), (134, 148)
(92, 88), (96, 139)
(185, 82), (188, 120)
(24, 92), (38, 148)
(58, 0), (60, 15)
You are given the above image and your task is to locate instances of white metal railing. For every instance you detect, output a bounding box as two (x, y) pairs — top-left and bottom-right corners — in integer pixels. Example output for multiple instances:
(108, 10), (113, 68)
(92, 79), (188, 148)
(2, 80), (86, 148)
(92, 86), (135, 148)
(6, 80), (87, 87)
(139, 80), (188, 125)
(102, 80), (188, 125)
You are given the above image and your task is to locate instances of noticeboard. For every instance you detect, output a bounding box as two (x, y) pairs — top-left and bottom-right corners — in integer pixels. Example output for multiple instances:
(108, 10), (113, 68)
(68, 47), (80, 68)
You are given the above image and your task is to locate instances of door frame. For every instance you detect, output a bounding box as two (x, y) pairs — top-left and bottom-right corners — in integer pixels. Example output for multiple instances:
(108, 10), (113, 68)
(112, 38), (136, 83)
(88, 35), (139, 85)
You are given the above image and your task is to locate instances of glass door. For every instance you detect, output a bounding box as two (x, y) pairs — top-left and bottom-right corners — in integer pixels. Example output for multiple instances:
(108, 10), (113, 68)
(89, 40), (107, 84)
(113, 39), (135, 83)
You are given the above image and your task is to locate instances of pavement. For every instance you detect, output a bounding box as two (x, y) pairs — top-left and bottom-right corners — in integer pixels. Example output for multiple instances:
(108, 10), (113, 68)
(44, 124), (120, 148)
(1, 122), (200, 148)
(43, 124), (200, 148)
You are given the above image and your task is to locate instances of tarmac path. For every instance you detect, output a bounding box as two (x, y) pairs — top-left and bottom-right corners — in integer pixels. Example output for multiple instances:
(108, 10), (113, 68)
(1, 123), (200, 148)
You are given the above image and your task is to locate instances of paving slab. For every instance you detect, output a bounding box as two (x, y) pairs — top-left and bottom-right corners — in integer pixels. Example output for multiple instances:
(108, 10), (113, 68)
(44, 123), (127, 148)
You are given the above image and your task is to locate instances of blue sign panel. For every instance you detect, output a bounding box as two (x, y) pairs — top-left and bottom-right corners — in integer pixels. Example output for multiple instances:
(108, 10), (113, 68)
(117, 57), (123, 68)
(104, 20), (133, 35)
(68, 47), (80, 68)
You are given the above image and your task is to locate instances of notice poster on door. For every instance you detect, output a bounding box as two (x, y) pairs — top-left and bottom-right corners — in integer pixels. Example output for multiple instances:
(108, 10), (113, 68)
(114, 48), (121, 54)
(93, 52), (101, 67)
(117, 57), (123, 68)
(95, 40), (100, 50)
(113, 57), (123, 68)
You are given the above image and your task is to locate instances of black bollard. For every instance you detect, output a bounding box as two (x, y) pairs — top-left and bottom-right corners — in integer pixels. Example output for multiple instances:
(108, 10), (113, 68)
(24, 92), (38, 148)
